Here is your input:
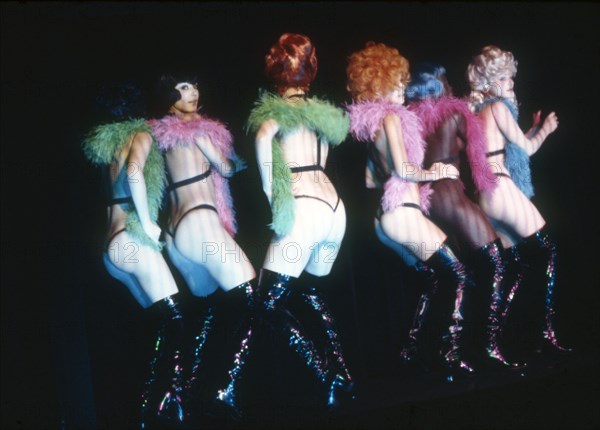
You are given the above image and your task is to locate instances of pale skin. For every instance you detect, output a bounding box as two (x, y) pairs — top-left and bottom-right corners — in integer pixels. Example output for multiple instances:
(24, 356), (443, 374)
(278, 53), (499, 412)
(105, 131), (179, 308)
(255, 87), (346, 277)
(370, 83), (460, 263)
(163, 82), (255, 293)
(476, 75), (559, 248)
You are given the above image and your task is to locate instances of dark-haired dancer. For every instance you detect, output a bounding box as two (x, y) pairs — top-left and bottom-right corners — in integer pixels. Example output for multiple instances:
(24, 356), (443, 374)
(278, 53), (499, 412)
(150, 74), (256, 420)
(406, 63), (524, 370)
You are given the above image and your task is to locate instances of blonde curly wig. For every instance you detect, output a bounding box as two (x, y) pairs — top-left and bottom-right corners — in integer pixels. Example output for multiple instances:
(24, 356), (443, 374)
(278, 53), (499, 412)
(466, 45), (517, 108)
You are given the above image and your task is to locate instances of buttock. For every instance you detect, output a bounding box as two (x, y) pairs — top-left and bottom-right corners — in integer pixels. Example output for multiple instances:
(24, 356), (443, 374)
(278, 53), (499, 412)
(167, 204), (218, 238)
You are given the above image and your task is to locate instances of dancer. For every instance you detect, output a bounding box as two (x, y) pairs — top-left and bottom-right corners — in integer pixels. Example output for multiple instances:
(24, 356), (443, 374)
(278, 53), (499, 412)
(150, 73), (256, 419)
(247, 33), (354, 409)
(346, 42), (474, 380)
(83, 83), (188, 426)
(466, 45), (570, 357)
(406, 62), (526, 369)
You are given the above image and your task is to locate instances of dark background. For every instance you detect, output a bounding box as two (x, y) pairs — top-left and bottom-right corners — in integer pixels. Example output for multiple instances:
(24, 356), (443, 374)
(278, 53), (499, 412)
(1, 2), (599, 429)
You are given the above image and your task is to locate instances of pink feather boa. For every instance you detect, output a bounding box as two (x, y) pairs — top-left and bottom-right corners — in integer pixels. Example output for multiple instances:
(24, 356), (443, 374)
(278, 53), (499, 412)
(409, 97), (497, 193)
(150, 114), (238, 236)
(347, 100), (432, 213)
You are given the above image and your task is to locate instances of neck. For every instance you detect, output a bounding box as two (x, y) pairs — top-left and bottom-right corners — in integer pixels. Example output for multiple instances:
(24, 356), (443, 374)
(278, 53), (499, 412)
(282, 87), (307, 103)
(169, 108), (197, 122)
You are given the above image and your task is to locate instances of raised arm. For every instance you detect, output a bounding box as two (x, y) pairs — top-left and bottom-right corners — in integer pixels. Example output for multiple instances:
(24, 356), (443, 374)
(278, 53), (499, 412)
(194, 135), (241, 178)
(384, 114), (458, 182)
(524, 110), (542, 139)
(255, 119), (279, 204)
(126, 131), (161, 243)
(491, 102), (558, 156)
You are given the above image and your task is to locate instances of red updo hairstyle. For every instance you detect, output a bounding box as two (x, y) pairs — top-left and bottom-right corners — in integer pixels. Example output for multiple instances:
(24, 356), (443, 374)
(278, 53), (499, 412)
(264, 33), (318, 95)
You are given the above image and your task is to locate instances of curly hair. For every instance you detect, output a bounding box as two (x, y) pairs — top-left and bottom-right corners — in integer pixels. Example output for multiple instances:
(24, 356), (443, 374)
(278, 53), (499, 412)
(265, 33), (318, 95)
(346, 42), (410, 102)
(406, 62), (450, 102)
(466, 45), (517, 108)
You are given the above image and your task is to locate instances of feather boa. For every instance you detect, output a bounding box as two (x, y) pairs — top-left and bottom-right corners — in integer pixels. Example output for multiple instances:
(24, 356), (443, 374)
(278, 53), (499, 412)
(82, 119), (166, 250)
(150, 114), (238, 236)
(246, 91), (349, 146)
(247, 92), (349, 236)
(409, 97), (497, 193)
(475, 98), (534, 198)
(347, 100), (432, 213)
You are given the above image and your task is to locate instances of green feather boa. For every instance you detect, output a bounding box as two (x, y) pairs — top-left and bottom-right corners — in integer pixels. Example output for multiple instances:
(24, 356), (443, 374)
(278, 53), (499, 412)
(82, 119), (166, 250)
(247, 92), (349, 236)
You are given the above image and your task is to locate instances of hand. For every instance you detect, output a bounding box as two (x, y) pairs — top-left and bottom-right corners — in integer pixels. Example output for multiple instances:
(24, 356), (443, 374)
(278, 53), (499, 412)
(542, 111), (559, 134)
(531, 110), (542, 128)
(430, 162), (459, 181)
(232, 157), (248, 174)
(143, 222), (162, 244)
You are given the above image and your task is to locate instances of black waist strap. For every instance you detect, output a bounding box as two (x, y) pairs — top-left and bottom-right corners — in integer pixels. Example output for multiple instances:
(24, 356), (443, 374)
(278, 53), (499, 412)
(486, 148), (506, 157)
(166, 168), (212, 193)
(290, 165), (324, 173)
(375, 202), (423, 220)
(290, 134), (323, 174)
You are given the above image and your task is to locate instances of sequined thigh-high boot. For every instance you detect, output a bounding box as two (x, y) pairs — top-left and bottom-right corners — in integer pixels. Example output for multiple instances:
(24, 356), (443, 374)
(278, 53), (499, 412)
(213, 280), (256, 420)
(140, 294), (187, 428)
(292, 272), (356, 410)
(182, 292), (218, 423)
(399, 261), (438, 369)
(425, 243), (475, 381)
(473, 239), (526, 370)
(257, 268), (335, 409)
(518, 227), (572, 354)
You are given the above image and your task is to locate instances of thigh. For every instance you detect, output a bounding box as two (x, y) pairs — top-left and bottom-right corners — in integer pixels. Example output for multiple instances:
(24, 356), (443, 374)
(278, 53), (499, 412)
(263, 198), (335, 277)
(305, 200), (347, 277)
(106, 231), (178, 308)
(380, 206), (448, 262)
(375, 219), (420, 267)
(173, 209), (256, 290)
(479, 179), (545, 240)
(429, 189), (497, 249)
(165, 235), (219, 297)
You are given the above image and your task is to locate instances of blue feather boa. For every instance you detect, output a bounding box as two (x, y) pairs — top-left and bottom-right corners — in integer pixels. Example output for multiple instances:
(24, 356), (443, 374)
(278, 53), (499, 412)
(475, 98), (534, 198)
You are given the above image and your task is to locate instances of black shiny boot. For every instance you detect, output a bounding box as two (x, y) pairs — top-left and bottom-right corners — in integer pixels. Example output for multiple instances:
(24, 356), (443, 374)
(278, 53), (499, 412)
(294, 273), (356, 410)
(213, 280), (256, 420)
(519, 227), (572, 354)
(140, 294), (187, 428)
(257, 269), (334, 409)
(399, 261), (438, 368)
(476, 240), (526, 370)
(182, 293), (217, 423)
(426, 243), (475, 381)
